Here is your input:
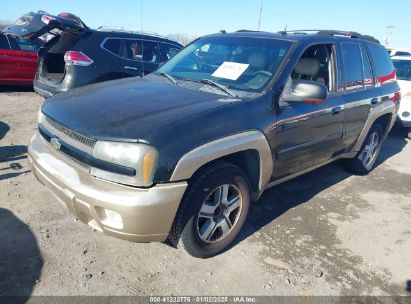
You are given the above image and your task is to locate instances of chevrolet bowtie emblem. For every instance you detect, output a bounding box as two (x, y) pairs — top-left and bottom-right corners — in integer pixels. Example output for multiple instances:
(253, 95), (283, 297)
(50, 137), (62, 150)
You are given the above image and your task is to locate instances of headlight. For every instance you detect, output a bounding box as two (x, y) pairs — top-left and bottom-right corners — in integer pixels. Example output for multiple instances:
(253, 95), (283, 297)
(38, 109), (46, 125)
(91, 141), (158, 187)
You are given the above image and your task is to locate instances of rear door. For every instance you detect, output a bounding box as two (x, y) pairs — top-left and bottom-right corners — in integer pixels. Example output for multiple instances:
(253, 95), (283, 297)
(7, 35), (42, 82)
(121, 38), (161, 76)
(3, 11), (86, 39)
(339, 42), (374, 147)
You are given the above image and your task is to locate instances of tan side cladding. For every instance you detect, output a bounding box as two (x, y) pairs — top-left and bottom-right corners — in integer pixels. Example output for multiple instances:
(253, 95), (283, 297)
(170, 130), (273, 192)
(350, 100), (396, 153)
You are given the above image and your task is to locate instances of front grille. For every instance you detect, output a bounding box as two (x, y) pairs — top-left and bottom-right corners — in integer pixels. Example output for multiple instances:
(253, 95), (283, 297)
(45, 116), (96, 148)
(42, 116), (96, 154)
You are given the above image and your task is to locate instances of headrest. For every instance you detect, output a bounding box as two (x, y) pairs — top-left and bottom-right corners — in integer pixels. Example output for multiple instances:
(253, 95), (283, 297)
(295, 58), (320, 76)
(248, 53), (268, 70)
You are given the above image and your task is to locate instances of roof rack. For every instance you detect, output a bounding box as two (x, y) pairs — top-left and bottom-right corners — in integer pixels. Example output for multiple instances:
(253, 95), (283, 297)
(96, 26), (168, 39)
(236, 29), (262, 33)
(277, 29), (380, 44)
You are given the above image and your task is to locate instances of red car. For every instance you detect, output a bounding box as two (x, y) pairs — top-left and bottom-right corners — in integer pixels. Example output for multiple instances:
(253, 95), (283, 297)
(0, 32), (43, 85)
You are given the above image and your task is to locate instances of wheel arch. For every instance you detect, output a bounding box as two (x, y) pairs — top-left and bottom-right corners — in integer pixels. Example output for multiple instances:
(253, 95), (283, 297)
(170, 130), (273, 199)
(350, 101), (396, 153)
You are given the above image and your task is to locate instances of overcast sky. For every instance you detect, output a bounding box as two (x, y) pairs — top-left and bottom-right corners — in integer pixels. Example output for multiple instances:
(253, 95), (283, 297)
(2, 0), (410, 48)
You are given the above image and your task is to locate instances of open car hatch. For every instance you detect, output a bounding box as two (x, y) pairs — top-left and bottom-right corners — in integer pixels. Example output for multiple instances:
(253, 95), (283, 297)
(4, 11), (88, 40)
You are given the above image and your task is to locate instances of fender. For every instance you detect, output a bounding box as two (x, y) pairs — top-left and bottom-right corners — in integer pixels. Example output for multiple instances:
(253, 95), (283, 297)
(349, 100), (396, 154)
(170, 130), (273, 193)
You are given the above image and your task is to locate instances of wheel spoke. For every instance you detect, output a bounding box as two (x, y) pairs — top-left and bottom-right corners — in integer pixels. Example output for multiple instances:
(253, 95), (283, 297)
(199, 203), (216, 218)
(217, 218), (231, 236)
(200, 219), (218, 241)
(359, 150), (368, 162)
(226, 195), (241, 215)
(213, 185), (229, 205)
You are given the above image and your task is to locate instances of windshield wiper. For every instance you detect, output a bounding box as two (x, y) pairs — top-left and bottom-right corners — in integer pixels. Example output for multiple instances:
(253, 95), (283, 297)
(158, 72), (178, 85)
(198, 79), (238, 97)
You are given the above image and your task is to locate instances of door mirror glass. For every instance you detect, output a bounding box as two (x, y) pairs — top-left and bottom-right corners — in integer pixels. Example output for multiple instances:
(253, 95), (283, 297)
(283, 80), (328, 104)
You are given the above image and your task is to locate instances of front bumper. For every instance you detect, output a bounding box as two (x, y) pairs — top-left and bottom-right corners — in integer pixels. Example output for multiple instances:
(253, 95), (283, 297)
(28, 131), (188, 242)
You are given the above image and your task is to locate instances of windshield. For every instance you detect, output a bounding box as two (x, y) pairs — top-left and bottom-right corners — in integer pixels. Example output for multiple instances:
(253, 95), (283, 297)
(393, 59), (411, 81)
(156, 36), (293, 93)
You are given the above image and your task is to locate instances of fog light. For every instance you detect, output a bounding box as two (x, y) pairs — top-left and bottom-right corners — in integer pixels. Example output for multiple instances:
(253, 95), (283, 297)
(402, 111), (410, 118)
(96, 207), (123, 230)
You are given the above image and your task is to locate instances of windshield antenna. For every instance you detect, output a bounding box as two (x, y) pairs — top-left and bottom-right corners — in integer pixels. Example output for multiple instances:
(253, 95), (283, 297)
(140, 0), (145, 78)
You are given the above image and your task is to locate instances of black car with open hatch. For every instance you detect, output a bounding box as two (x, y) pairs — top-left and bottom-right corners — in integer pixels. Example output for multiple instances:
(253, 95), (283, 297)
(4, 11), (182, 97)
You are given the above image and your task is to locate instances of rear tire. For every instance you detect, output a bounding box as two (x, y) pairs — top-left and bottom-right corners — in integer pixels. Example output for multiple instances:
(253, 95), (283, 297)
(344, 123), (383, 175)
(169, 161), (251, 258)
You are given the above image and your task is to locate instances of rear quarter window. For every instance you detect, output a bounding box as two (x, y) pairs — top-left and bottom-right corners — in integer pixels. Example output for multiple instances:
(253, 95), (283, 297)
(367, 43), (396, 85)
(102, 38), (122, 56)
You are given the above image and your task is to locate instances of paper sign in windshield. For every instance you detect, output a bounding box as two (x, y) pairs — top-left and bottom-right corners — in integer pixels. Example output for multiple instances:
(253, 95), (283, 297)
(212, 62), (249, 80)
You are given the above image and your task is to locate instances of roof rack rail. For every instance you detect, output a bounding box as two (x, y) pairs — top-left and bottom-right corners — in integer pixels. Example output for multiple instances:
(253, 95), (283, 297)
(277, 29), (380, 44)
(96, 26), (168, 39)
(236, 29), (261, 33)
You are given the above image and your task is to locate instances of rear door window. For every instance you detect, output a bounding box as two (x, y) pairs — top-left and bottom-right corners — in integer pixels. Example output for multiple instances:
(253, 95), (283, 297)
(159, 43), (181, 62)
(341, 43), (364, 91)
(102, 38), (122, 56)
(123, 39), (160, 63)
(0, 35), (10, 50)
(367, 43), (396, 85)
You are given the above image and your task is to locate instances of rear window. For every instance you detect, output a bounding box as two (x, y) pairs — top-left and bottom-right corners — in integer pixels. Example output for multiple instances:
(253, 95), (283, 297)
(102, 38), (121, 55)
(341, 43), (364, 91)
(0, 35), (9, 50)
(367, 44), (396, 85)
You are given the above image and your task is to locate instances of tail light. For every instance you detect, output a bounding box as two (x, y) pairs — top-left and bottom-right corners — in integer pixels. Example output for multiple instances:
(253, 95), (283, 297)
(41, 15), (56, 25)
(64, 51), (93, 66)
(389, 90), (401, 103)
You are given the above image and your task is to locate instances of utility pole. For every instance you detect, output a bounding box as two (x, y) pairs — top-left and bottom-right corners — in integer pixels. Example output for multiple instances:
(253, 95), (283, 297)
(257, 0), (263, 31)
(384, 25), (395, 47)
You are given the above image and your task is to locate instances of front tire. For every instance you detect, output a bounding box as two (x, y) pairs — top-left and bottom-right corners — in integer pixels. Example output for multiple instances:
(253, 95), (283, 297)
(169, 161), (251, 258)
(344, 123), (383, 174)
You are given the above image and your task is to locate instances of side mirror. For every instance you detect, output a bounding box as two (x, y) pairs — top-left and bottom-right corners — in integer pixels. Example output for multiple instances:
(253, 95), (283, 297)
(284, 80), (328, 104)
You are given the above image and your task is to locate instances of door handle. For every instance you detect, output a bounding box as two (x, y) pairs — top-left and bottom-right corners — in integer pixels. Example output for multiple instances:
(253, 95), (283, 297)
(371, 97), (379, 105)
(331, 106), (343, 115)
(124, 66), (138, 71)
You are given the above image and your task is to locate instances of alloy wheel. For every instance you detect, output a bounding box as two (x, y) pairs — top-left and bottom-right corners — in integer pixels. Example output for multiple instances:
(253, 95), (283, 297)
(196, 184), (242, 244)
(359, 131), (380, 167)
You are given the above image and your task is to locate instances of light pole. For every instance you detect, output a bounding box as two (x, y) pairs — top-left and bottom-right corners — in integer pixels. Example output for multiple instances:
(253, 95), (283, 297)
(258, 0), (263, 31)
(384, 26), (395, 47)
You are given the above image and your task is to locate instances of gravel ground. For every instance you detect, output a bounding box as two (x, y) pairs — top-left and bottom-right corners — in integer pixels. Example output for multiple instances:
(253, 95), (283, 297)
(0, 89), (410, 298)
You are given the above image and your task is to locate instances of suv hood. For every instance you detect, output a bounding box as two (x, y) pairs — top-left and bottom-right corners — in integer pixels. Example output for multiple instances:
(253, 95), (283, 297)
(42, 76), (237, 141)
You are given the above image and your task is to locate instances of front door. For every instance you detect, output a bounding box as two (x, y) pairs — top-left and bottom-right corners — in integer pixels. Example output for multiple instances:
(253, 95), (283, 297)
(272, 43), (345, 179)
